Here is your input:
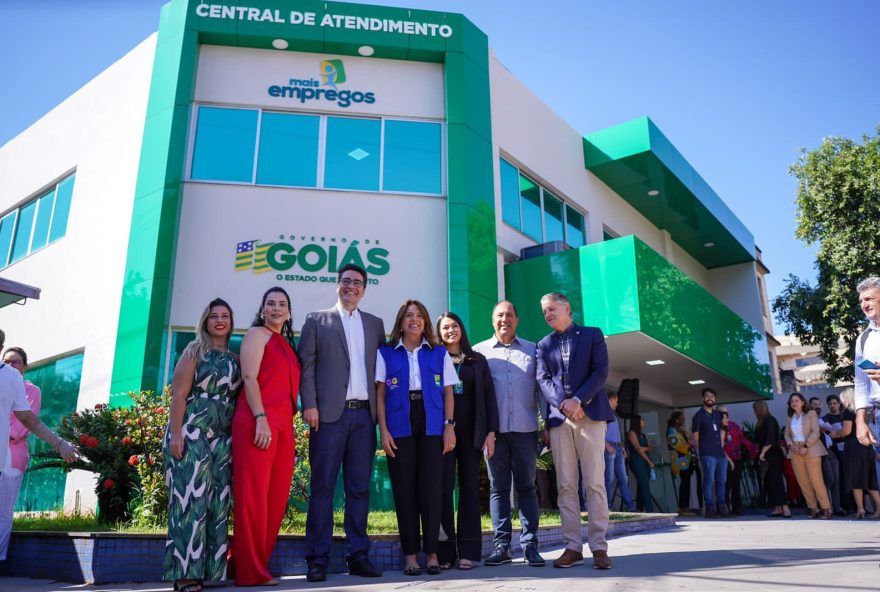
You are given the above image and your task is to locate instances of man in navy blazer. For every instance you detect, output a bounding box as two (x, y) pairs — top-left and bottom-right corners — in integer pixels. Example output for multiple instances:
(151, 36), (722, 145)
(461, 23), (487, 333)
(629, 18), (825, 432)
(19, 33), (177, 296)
(536, 292), (613, 570)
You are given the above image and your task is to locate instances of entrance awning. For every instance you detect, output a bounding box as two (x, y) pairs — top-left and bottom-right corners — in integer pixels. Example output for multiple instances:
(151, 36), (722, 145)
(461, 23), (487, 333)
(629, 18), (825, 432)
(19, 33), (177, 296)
(583, 117), (755, 269)
(504, 236), (772, 407)
(0, 277), (41, 308)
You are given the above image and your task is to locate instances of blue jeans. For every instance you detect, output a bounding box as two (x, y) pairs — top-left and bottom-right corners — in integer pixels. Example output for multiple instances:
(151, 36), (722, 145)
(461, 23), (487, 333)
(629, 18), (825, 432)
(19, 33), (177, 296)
(487, 432), (539, 548)
(604, 445), (635, 511)
(700, 455), (728, 510)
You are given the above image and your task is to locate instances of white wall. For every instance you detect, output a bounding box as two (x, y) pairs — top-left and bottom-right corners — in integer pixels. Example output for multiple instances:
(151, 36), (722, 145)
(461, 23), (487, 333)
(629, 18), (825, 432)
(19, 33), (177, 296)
(195, 45), (445, 119)
(169, 183), (448, 339)
(0, 35), (156, 510)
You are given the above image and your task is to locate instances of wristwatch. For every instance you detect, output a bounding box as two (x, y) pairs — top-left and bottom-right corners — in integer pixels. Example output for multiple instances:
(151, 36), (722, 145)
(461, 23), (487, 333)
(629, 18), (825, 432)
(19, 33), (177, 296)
(444, 419), (456, 427)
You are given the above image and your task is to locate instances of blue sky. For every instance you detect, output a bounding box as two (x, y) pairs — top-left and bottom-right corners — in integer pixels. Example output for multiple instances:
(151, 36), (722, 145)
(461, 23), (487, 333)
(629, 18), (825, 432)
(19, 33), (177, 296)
(2, 0), (878, 333)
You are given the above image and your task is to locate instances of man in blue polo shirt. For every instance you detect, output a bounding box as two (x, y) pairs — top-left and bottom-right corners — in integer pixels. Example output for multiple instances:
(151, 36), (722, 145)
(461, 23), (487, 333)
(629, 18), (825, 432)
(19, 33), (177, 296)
(691, 388), (730, 518)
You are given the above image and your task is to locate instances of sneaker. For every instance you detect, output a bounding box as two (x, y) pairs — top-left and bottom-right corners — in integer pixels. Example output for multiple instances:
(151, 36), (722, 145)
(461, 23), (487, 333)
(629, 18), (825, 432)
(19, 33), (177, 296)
(704, 506), (718, 518)
(484, 545), (512, 566)
(592, 550), (612, 570)
(522, 544), (546, 567)
(552, 549), (584, 568)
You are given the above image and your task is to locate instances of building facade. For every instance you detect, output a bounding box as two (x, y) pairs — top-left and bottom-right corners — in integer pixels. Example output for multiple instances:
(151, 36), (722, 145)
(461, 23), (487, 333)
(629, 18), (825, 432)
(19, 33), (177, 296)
(0, 0), (772, 512)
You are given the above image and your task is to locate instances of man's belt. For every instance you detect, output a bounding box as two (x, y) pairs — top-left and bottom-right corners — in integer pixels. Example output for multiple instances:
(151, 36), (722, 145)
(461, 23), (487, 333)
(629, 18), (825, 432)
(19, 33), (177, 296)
(345, 400), (370, 409)
(409, 390), (423, 400)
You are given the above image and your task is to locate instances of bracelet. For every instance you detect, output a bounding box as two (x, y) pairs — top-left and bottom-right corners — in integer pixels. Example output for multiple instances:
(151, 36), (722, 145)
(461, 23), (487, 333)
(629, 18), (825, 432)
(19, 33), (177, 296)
(254, 412), (267, 420)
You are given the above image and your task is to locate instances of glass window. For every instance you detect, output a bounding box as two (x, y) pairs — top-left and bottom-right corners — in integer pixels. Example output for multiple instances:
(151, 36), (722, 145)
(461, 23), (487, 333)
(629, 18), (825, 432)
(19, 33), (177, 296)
(29, 190), (55, 252)
(49, 175), (74, 243)
(324, 117), (380, 191)
(15, 352), (84, 512)
(256, 112), (319, 187)
(544, 191), (564, 243)
(10, 200), (36, 263)
(191, 106), (258, 182)
(520, 173), (542, 242)
(565, 205), (585, 247)
(500, 158), (520, 229)
(0, 212), (16, 266)
(382, 120), (442, 194)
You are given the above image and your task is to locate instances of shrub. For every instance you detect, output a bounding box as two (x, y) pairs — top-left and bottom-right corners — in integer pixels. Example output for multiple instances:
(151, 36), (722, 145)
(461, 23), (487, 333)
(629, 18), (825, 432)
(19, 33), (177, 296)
(31, 389), (170, 524)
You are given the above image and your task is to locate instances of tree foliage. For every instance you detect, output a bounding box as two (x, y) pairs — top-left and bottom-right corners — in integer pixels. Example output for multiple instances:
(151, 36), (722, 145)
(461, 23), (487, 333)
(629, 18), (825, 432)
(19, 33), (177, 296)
(773, 126), (880, 384)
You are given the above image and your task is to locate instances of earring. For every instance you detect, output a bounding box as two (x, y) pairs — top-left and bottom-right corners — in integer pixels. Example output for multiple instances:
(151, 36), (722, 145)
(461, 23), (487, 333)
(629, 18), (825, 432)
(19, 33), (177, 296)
(260, 313), (265, 320)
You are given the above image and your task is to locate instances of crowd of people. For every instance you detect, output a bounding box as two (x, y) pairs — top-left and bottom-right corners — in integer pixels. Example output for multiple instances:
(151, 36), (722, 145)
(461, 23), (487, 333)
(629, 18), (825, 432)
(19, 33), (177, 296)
(3, 272), (880, 590)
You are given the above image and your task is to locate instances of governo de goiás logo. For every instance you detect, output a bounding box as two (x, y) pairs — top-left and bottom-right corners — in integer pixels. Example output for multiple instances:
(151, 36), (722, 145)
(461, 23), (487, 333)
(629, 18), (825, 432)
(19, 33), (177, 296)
(319, 59), (346, 88)
(267, 58), (375, 108)
(235, 236), (389, 284)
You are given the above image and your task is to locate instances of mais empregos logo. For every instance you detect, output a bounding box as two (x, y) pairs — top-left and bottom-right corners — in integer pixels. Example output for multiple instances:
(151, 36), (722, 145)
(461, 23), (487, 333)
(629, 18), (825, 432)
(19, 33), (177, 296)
(267, 59), (376, 108)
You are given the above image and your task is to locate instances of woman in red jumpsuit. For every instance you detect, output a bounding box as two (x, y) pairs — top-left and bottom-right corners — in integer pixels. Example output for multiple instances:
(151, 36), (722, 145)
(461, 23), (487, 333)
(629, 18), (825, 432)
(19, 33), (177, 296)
(232, 286), (300, 586)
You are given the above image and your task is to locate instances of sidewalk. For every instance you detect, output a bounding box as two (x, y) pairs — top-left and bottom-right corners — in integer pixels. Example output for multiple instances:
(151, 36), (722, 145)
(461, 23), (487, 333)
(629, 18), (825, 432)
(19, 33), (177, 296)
(1, 515), (877, 592)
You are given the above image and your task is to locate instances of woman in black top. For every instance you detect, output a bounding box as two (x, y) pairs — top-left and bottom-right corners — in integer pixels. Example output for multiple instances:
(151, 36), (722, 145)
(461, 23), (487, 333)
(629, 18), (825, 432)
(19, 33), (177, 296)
(753, 401), (791, 518)
(436, 312), (499, 570)
(837, 389), (880, 518)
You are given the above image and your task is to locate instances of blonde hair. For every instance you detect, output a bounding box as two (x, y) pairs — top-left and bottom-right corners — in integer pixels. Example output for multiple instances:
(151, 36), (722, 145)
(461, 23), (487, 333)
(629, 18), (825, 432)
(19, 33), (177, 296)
(839, 388), (855, 411)
(183, 298), (234, 361)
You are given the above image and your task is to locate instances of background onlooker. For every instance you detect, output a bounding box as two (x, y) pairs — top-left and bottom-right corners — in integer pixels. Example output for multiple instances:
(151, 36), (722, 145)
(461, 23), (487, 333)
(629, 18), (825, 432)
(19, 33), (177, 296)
(719, 406), (757, 516)
(667, 411), (701, 515)
(754, 401), (791, 518)
(838, 389), (880, 518)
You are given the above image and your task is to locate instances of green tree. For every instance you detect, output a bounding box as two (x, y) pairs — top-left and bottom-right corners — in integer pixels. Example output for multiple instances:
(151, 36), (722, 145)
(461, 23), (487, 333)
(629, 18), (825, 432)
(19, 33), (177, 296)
(773, 126), (880, 383)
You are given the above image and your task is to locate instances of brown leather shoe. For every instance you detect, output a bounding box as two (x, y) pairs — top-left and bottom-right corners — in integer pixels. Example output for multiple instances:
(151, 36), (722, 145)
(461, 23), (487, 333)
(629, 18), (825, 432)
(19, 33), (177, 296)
(552, 549), (584, 568)
(592, 550), (612, 570)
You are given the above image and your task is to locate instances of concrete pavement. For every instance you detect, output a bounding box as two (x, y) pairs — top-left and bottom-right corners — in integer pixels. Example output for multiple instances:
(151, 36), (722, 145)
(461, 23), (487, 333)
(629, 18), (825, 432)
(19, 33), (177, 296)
(1, 515), (877, 592)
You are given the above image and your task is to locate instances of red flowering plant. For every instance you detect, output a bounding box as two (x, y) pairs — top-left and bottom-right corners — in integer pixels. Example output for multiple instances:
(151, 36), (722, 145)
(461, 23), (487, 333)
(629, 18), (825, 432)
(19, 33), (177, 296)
(31, 389), (170, 524)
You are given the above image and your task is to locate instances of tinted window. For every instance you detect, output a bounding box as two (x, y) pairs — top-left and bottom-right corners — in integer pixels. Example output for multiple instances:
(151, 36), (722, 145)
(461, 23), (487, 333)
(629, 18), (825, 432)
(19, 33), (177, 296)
(191, 106), (258, 182)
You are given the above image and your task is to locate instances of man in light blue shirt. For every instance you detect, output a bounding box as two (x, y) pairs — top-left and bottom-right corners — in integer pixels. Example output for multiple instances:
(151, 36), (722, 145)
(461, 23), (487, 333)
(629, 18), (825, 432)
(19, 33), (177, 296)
(473, 301), (545, 568)
(604, 392), (635, 511)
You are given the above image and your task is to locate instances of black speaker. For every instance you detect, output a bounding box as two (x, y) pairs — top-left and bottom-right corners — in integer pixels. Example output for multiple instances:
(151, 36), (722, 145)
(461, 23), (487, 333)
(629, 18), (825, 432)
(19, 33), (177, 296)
(616, 378), (639, 419)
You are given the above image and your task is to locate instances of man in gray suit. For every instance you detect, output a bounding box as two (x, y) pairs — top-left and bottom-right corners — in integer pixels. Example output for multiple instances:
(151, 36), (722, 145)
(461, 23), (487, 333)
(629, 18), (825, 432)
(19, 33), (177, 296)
(299, 263), (386, 582)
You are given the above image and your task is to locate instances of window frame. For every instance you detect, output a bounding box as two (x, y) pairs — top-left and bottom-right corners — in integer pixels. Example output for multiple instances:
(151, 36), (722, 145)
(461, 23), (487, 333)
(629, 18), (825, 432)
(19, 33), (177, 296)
(186, 103), (446, 197)
(0, 171), (75, 270)
(498, 156), (587, 248)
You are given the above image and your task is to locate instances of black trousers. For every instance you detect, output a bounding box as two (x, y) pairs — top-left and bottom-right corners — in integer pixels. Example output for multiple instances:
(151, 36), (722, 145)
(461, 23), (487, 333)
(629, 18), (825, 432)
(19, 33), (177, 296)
(726, 458), (744, 513)
(764, 450), (787, 507)
(438, 433), (483, 563)
(387, 401), (443, 556)
(679, 460), (703, 508)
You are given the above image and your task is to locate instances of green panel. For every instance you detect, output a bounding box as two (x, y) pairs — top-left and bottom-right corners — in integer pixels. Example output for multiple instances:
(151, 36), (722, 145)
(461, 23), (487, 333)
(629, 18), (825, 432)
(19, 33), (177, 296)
(446, 124), (494, 210)
(447, 203), (497, 302)
(633, 238), (771, 396)
(503, 236), (771, 397)
(577, 236), (642, 335)
(323, 4), (411, 59)
(16, 352), (83, 512)
(448, 289), (498, 345)
(111, 0), (199, 400)
(503, 248), (582, 343)
(583, 117), (755, 269)
(445, 52), (491, 141)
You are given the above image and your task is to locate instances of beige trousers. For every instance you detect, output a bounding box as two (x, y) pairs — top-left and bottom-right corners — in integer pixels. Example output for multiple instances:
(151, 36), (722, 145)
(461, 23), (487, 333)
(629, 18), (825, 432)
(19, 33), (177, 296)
(790, 452), (831, 510)
(549, 415), (609, 553)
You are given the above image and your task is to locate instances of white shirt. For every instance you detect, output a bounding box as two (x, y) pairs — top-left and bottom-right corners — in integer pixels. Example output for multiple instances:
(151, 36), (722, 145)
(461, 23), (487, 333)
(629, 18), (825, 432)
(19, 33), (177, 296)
(374, 339), (460, 389)
(336, 303), (368, 401)
(855, 320), (880, 411)
(790, 414), (806, 443)
(0, 363), (30, 473)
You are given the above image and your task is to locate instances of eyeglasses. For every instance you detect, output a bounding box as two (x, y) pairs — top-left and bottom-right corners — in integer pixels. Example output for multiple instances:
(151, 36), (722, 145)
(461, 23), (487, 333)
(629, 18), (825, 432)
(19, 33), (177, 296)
(339, 278), (365, 288)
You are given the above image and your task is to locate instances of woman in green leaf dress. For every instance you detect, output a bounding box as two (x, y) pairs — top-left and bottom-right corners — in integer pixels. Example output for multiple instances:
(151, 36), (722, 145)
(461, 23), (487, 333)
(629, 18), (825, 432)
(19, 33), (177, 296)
(164, 298), (242, 592)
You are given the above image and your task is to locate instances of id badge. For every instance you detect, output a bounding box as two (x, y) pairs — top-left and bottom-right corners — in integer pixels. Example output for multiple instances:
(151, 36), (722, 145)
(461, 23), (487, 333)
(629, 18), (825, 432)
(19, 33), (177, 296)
(454, 382), (464, 395)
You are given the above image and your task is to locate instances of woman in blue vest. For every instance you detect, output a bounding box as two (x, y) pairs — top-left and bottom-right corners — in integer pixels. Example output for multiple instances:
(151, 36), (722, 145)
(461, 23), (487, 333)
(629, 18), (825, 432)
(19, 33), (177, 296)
(376, 299), (458, 576)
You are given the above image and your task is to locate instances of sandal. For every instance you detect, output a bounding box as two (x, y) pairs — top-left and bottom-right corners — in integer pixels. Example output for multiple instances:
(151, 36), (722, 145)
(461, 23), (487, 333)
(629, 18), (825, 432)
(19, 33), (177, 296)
(425, 564), (442, 575)
(439, 562), (453, 570)
(177, 583), (203, 592)
(404, 565), (422, 576)
(457, 559), (474, 570)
